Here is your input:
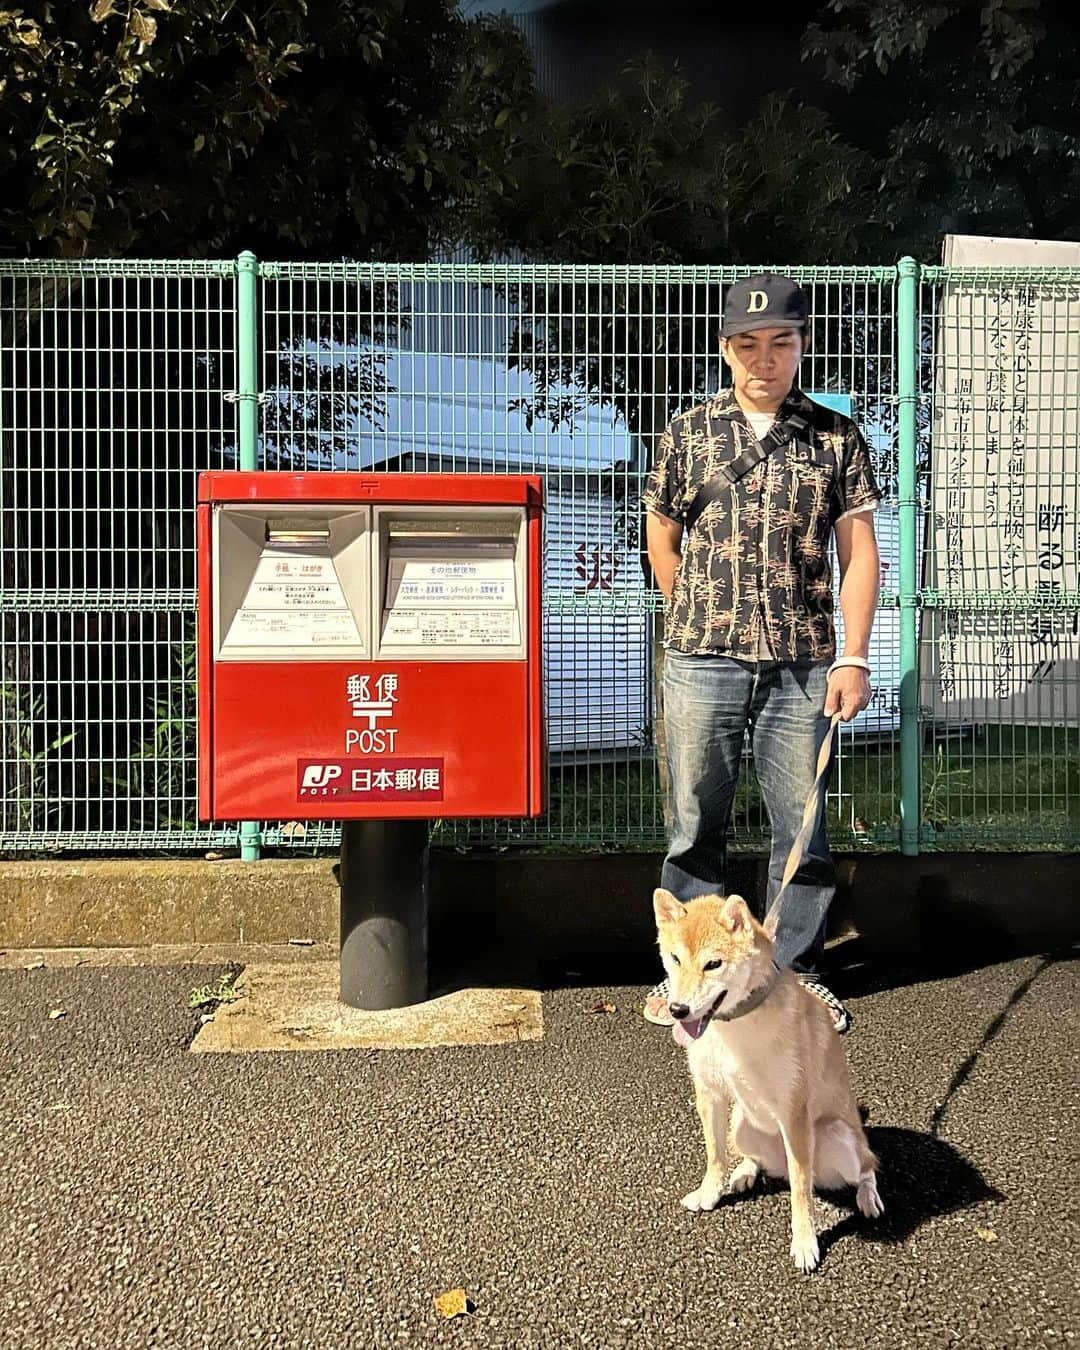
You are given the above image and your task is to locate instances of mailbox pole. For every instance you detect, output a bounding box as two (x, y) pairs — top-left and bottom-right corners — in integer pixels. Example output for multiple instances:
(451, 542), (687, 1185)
(236, 249), (262, 864)
(338, 819), (429, 1009)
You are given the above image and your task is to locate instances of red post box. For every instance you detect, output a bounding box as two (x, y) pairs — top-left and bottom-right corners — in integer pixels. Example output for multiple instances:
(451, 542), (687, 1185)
(197, 472), (544, 824)
(197, 471), (544, 1011)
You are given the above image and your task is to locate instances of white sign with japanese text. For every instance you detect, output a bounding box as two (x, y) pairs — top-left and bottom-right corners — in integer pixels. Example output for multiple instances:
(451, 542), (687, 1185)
(383, 545), (520, 647)
(382, 608), (519, 646)
(927, 235), (1080, 720)
(387, 553), (516, 609)
(222, 541), (361, 647)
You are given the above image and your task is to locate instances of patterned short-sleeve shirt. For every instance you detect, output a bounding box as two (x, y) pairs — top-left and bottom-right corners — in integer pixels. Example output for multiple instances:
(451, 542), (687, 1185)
(641, 387), (881, 661)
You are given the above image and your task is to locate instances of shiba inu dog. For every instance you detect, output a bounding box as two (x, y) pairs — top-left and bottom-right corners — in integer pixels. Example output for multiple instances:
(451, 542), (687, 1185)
(653, 887), (883, 1273)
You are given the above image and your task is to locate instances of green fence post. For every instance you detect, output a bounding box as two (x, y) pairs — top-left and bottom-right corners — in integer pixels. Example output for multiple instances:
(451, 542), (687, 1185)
(897, 256), (920, 856)
(237, 249), (262, 863)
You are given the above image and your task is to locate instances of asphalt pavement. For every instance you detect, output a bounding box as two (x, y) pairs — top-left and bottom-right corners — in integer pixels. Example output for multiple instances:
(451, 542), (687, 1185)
(1, 945), (1077, 1349)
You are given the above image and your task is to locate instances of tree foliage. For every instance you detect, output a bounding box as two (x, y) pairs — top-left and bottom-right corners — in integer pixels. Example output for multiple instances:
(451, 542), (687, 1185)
(0, 0), (536, 259)
(464, 58), (883, 462)
(474, 56), (879, 265)
(803, 0), (1080, 251)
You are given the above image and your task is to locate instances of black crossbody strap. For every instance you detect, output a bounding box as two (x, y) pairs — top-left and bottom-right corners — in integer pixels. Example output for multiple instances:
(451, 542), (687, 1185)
(683, 413), (811, 533)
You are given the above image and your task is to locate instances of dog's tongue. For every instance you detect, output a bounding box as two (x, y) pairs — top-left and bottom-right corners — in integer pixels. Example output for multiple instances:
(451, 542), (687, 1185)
(672, 1017), (705, 1048)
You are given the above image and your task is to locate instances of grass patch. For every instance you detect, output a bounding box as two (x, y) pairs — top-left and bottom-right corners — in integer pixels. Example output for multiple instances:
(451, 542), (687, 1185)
(516, 725), (1080, 851)
(189, 967), (242, 1010)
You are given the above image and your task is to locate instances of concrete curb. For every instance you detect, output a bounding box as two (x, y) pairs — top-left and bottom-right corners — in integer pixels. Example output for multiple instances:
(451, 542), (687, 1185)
(0, 859), (336, 948)
(1, 851), (1076, 955)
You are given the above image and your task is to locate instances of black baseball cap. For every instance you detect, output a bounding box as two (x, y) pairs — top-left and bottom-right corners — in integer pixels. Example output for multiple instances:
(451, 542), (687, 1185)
(721, 273), (808, 339)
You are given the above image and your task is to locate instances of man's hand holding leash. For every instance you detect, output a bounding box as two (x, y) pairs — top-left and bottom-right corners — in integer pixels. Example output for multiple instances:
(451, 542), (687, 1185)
(824, 656), (872, 723)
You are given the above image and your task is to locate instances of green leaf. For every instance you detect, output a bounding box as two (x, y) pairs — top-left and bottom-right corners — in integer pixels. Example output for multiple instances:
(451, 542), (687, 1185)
(129, 12), (157, 46)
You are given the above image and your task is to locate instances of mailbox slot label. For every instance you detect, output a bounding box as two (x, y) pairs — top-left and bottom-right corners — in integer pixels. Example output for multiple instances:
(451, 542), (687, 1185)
(381, 608), (518, 646)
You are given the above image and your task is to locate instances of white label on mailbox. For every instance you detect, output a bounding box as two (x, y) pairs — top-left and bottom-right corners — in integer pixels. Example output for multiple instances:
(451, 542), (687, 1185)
(248, 548), (341, 603)
(382, 608), (519, 646)
(228, 608), (361, 645)
(388, 553), (516, 610)
(222, 542), (361, 648)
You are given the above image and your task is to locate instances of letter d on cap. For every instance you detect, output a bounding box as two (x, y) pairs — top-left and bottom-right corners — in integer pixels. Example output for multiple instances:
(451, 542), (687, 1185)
(747, 290), (768, 314)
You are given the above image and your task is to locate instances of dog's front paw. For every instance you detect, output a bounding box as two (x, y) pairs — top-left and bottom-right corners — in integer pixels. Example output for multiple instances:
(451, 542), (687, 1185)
(727, 1158), (759, 1194)
(790, 1233), (821, 1273)
(680, 1182), (722, 1213)
(857, 1174), (884, 1219)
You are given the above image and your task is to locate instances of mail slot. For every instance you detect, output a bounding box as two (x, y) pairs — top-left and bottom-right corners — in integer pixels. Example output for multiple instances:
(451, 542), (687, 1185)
(197, 472), (544, 822)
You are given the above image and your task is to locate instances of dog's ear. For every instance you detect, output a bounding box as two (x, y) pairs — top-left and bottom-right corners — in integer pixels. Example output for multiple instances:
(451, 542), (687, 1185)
(653, 887), (684, 927)
(721, 893), (753, 935)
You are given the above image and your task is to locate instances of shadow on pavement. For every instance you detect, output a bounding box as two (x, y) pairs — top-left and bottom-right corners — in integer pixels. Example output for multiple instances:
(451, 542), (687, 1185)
(818, 1126), (1005, 1258)
(926, 953), (1062, 1135)
(682, 1127), (1002, 1259)
(429, 915), (1074, 1002)
(427, 847), (1077, 998)
(428, 935), (662, 998)
(825, 935), (1076, 1002)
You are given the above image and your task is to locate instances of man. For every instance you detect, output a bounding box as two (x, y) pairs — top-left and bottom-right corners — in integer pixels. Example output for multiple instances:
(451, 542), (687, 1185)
(641, 273), (881, 1034)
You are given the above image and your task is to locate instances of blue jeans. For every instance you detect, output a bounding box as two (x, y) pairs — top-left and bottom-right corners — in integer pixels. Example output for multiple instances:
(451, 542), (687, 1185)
(660, 651), (835, 974)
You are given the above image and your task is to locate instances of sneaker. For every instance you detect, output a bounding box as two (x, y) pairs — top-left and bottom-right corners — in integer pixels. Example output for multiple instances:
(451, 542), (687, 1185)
(643, 977), (674, 1026)
(799, 977), (853, 1035)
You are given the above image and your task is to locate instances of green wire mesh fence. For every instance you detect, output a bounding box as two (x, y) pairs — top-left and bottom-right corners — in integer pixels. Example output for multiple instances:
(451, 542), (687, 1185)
(0, 257), (1076, 853)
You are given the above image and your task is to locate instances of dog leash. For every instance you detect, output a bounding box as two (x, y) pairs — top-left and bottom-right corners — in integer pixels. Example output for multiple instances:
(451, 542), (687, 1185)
(708, 712), (841, 1024)
(763, 709), (843, 934)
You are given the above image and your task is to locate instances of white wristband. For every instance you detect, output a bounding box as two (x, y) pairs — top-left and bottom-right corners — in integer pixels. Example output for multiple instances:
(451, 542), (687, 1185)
(828, 657), (872, 678)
